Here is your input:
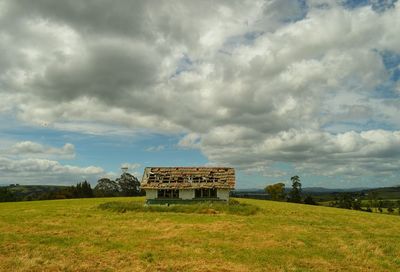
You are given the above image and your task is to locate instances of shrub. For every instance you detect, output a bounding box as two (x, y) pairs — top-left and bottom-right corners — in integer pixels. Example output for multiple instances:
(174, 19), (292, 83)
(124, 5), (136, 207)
(98, 201), (260, 216)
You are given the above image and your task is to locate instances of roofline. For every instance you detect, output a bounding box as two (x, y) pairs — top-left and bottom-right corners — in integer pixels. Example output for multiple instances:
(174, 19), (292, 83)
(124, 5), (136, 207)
(141, 167), (236, 189)
(142, 186), (234, 189)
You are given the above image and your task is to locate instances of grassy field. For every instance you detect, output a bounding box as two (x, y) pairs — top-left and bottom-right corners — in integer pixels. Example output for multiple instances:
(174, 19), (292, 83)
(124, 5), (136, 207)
(1, 198), (400, 272)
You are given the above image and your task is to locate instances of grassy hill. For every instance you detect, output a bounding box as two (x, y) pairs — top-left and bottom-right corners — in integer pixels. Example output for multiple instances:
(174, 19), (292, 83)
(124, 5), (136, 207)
(0, 198), (399, 272)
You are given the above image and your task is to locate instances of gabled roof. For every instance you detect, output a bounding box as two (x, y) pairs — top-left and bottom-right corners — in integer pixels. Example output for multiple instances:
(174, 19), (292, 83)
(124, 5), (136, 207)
(141, 167), (235, 189)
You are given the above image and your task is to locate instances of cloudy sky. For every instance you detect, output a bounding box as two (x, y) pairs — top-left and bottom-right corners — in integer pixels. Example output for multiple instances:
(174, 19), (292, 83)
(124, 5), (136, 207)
(0, 0), (400, 189)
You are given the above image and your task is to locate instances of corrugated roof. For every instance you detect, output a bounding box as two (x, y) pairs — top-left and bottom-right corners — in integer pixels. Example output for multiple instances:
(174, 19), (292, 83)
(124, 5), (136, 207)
(141, 167), (235, 189)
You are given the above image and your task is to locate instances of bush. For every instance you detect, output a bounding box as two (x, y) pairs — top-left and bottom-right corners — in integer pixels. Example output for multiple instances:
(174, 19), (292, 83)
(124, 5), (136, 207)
(98, 200), (260, 216)
(304, 195), (317, 205)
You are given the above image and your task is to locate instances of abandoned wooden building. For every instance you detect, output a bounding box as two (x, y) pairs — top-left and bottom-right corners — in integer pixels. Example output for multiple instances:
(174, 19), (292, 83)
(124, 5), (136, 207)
(141, 167), (235, 204)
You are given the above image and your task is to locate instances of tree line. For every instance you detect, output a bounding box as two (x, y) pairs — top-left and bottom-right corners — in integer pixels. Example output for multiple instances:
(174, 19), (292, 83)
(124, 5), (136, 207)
(330, 192), (400, 214)
(0, 172), (143, 202)
(265, 176), (400, 214)
(265, 175), (317, 205)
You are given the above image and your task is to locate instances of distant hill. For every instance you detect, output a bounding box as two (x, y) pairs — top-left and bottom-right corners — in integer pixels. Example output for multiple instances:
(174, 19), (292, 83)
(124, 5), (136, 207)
(302, 187), (370, 193)
(233, 185), (400, 201)
(234, 186), (399, 194)
(1, 184), (69, 201)
(362, 186), (400, 199)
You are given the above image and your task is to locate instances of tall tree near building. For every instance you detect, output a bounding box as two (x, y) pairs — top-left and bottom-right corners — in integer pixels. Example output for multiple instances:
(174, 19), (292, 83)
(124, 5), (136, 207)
(116, 172), (141, 196)
(288, 175), (302, 203)
(94, 178), (120, 197)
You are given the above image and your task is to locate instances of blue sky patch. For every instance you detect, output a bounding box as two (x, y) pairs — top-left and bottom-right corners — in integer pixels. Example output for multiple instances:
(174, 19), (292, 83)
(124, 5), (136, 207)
(342, 0), (398, 12)
(281, 0), (308, 23)
(372, 50), (400, 98)
(172, 54), (194, 78)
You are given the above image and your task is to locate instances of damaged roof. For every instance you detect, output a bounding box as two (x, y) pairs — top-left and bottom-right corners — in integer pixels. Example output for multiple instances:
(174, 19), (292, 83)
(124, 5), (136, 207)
(141, 167), (235, 189)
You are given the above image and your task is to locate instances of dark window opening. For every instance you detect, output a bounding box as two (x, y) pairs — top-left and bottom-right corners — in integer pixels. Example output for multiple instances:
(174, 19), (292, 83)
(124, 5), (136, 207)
(148, 174), (156, 182)
(162, 176), (169, 183)
(209, 188), (217, 198)
(195, 188), (217, 198)
(207, 176), (219, 183)
(157, 189), (179, 199)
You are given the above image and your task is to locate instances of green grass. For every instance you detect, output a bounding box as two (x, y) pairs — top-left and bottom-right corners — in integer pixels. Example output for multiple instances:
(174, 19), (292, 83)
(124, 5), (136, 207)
(1, 197), (400, 271)
(98, 200), (260, 216)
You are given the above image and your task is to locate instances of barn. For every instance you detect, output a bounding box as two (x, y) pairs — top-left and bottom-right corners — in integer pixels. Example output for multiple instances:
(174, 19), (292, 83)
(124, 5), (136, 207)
(140, 167), (235, 204)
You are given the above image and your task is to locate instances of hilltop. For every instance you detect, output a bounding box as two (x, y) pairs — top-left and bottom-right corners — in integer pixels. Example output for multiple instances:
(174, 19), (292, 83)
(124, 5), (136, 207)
(1, 197), (399, 271)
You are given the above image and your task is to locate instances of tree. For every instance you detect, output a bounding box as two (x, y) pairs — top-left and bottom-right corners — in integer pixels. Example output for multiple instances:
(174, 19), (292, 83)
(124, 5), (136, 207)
(57, 186), (78, 199)
(351, 196), (362, 210)
(288, 175), (302, 203)
(74, 180), (93, 198)
(332, 193), (362, 210)
(304, 195), (316, 205)
(265, 183), (285, 201)
(0, 187), (16, 202)
(368, 191), (379, 212)
(116, 172), (141, 196)
(378, 200), (384, 213)
(386, 201), (394, 213)
(397, 200), (400, 215)
(94, 178), (120, 197)
(79, 180), (93, 198)
(334, 193), (352, 209)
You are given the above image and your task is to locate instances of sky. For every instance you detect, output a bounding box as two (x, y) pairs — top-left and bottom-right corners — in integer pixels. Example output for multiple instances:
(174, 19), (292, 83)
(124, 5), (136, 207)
(0, 0), (400, 189)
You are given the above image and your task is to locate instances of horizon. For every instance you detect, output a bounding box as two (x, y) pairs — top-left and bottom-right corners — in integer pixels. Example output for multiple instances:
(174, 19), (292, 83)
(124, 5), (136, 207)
(1, 175), (399, 191)
(1, 0), (400, 189)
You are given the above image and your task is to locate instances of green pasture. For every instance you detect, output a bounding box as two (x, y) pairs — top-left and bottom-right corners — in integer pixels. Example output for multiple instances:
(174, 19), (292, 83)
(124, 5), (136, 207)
(0, 197), (399, 271)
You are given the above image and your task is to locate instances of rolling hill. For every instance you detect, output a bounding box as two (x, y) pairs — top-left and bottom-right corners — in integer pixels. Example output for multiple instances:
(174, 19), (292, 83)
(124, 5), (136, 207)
(0, 197), (399, 271)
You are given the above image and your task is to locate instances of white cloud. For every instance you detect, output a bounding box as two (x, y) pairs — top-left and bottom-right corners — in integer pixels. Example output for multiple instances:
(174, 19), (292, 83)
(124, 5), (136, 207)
(178, 133), (201, 149)
(1, 1), (400, 185)
(193, 128), (400, 178)
(120, 162), (141, 170)
(0, 140), (105, 184)
(120, 162), (141, 177)
(0, 157), (105, 185)
(4, 141), (75, 159)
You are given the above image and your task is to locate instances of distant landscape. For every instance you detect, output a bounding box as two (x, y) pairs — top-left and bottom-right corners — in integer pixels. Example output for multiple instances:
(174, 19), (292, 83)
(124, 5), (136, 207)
(233, 185), (400, 201)
(2, 179), (399, 216)
(235, 184), (400, 215)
